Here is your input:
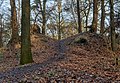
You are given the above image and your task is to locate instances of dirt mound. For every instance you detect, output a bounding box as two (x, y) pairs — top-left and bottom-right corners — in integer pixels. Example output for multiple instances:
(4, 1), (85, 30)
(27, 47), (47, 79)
(0, 32), (120, 82)
(58, 32), (112, 57)
(30, 33), (57, 63)
(54, 32), (120, 81)
(0, 33), (57, 72)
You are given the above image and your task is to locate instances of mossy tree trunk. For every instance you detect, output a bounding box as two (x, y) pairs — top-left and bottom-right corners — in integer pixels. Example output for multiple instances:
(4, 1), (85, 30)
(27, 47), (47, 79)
(20, 0), (33, 65)
(109, 0), (118, 65)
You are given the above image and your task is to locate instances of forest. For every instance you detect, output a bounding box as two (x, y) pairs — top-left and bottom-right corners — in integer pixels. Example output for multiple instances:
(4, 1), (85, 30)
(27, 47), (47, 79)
(0, 0), (120, 82)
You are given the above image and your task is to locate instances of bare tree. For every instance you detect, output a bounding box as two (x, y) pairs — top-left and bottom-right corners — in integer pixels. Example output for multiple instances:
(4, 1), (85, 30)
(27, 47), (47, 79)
(100, 0), (105, 33)
(110, 0), (116, 51)
(10, 0), (19, 44)
(0, 15), (3, 48)
(58, 1), (62, 40)
(42, 0), (47, 34)
(77, 0), (82, 33)
(20, 0), (33, 65)
(0, 0), (4, 47)
(17, 0), (21, 29)
(32, 0), (47, 35)
(83, 0), (91, 31)
(110, 0), (118, 65)
(92, 0), (98, 32)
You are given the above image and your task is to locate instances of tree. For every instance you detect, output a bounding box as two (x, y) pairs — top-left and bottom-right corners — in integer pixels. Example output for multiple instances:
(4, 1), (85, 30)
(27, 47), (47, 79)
(110, 0), (118, 65)
(42, 0), (47, 35)
(17, 0), (21, 29)
(58, 1), (62, 40)
(32, 0), (47, 35)
(84, 0), (91, 31)
(92, 0), (98, 32)
(0, 14), (3, 48)
(0, 1), (4, 48)
(77, 0), (82, 33)
(109, 0), (118, 65)
(10, 0), (19, 44)
(100, 0), (105, 33)
(20, 0), (33, 65)
(110, 0), (116, 51)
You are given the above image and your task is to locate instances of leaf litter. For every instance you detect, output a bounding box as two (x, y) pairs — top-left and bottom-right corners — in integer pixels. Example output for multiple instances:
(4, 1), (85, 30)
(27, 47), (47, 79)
(0, 32), (120, 82)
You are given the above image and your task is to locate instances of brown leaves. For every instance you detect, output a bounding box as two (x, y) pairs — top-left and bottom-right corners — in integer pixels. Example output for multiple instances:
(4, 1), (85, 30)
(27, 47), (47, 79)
(0, 32), (120, 82)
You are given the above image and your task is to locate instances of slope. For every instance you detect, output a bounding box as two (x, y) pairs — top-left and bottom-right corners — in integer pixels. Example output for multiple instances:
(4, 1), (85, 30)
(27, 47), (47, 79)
(0, 32), (120, 82)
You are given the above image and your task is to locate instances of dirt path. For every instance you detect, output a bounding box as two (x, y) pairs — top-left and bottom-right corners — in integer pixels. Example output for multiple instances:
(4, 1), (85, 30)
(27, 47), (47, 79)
(0, 40), (67, 82)
(0, 37), (119, 82)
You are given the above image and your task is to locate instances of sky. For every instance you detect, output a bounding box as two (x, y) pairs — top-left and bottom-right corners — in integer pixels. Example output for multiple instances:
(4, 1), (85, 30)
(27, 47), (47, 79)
(0, 0), (10, 14)
(1, 0), (119, 29)
(0, 0), (34, 12)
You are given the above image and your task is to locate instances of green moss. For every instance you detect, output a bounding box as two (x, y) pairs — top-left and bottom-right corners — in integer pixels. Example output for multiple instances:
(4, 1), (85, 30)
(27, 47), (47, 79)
(20, 0), (33, 65)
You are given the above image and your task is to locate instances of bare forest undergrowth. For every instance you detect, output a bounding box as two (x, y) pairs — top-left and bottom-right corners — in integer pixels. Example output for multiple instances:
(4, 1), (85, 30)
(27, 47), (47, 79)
(0, 32), (120, 82)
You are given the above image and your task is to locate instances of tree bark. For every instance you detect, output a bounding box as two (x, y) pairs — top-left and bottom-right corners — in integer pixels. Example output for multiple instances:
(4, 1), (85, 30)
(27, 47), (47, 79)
(85, 0), (91, 31)
(42, 0), (47, 35)
(77, 0), (82, 33)
(58, 11), (61, 40)
(100, 0), (105, 33)
(58, 1), (62, 40)
(17, 0), (21, 29)
(0, 15), (3, 48)
(92, 0), (98, 33)
(20, 0), (33, 65)
(110, 0), (117, 65)
(110, 0), (116, 51)
(10, 0), (19, 44)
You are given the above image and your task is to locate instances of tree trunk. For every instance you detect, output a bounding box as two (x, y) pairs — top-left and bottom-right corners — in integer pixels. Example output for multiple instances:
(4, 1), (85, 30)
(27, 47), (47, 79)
(71, 0), (77, 25)
(10, 0), (19, 44)
(100, 0), (105, 33)
(20, 0), (33, 65)
(77, 0), (82, 33)
(58, 12), (61, 40)
(58, 1), (62, 40)
(42, 0), (47, 35)
(0, 16), (3, 48)
(0, 27), (2, 48)
(92, 0), (98, 33)
(110, 0), (116, 51)
(110, 0), (117, 65)
(17, 0), (21, 29)
(85, 0), (91, 31)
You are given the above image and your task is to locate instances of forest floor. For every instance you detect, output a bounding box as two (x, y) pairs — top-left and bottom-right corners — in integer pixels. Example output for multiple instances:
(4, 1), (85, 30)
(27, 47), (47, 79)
(0, 32), (120, 82)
